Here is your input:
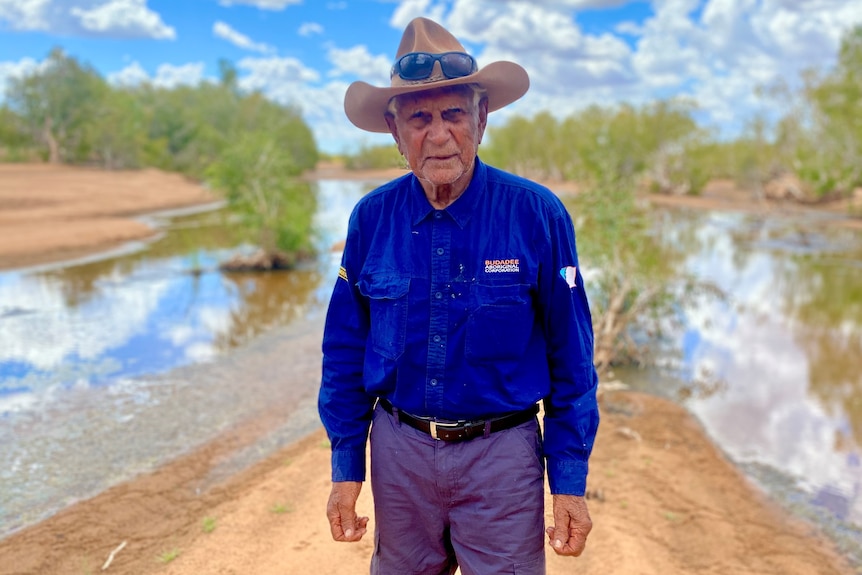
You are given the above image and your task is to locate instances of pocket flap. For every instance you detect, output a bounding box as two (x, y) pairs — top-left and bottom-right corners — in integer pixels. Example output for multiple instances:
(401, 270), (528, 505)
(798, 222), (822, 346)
(357, 275), (410, 300)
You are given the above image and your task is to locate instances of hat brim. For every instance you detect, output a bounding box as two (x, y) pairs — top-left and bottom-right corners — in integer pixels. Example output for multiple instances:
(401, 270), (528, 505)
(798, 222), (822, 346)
(344, 61), (530, 133)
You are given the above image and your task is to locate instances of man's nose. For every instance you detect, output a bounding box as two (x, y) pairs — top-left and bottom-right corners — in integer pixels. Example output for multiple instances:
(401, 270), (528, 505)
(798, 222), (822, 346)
(427, 115), (450, 142)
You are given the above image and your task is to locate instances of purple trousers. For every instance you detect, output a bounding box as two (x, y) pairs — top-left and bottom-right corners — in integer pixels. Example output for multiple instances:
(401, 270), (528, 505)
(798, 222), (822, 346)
(369, 403), (546, 575)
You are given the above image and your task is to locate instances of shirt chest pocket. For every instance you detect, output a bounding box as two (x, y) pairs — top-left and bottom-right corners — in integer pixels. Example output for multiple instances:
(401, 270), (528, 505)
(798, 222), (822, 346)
(358, 275), (410, 361)
(466, 283), (534, 363)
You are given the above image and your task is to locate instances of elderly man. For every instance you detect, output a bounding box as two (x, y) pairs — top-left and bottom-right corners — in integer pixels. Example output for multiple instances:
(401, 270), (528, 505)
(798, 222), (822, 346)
(318, 16), (599, 575)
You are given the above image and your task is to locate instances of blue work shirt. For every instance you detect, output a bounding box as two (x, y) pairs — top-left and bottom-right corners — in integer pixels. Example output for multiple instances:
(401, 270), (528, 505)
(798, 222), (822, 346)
(318, 158), (599, 495)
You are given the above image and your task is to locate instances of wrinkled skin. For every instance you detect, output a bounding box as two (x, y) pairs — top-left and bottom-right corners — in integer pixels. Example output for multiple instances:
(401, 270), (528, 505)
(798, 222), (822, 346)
(547, 494), (592, 556)
(326, 481), (368, 542)
(385, 85), (488, 209)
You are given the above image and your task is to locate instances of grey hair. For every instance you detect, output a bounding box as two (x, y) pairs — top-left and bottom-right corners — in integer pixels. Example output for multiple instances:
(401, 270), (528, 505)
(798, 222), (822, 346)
(385, 83), (487, 118)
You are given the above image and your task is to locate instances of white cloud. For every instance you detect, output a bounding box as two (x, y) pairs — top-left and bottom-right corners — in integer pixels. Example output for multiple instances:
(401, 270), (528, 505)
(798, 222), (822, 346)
(298, 21), (323, 36)
(268, 0), (862, 153)
(237, 55), (320, 93)
(106, 60), (149, 86)
(70, 0), (175, 38)
(0, 58), (43, 100)
(615, 20), (643, 36)
(326, 45), (390, 84)
(392, 0), (862, 138)
(0, 0), (51, 30)
(218, 0), (301, 10)
(152, 62), (206, 88)
(235, 56), (360, 152)
(106, 61), (207, 88)
(213, 20), (274, 54)
(0, 0), (174, 38)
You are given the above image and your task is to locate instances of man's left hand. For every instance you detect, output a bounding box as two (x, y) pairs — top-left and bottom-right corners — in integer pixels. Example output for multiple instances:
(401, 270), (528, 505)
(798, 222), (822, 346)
(546, 494), (592, 556)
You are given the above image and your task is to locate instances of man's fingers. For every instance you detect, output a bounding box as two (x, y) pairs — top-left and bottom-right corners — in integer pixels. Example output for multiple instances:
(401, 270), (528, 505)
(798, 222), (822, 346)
(326, 481), (366, 542)
(548, 494), (592, 557)
(328, 510), (368, 541)
(551, 506), (570, 549)
(546, 525), (587, 556)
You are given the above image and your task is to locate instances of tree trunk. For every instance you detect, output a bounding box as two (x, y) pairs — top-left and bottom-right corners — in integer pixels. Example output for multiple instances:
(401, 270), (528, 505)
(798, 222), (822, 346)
(43, 116), (60, 164)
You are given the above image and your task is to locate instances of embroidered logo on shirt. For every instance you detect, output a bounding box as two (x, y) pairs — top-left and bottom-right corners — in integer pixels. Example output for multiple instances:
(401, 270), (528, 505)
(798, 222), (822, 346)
(560, 266), (577, 288)
(485, 258), (520, 273)
(338, 266), (348, 282)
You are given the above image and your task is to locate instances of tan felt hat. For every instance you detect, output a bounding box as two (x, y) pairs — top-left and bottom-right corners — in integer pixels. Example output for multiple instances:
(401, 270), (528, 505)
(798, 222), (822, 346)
(344, 17), (530, 133)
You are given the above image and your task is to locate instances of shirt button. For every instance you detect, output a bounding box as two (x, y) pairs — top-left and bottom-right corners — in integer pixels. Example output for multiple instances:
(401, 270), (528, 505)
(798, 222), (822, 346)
(430, 379), (438, 386)
(433, 335), (441, 342)
(435, 291), (442, 299)
(434, 211), (443, 219)
(436, 248), (444, 255)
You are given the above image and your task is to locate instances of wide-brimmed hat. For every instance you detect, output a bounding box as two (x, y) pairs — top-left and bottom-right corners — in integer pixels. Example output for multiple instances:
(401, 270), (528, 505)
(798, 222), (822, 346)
(344, 17), (530, 133)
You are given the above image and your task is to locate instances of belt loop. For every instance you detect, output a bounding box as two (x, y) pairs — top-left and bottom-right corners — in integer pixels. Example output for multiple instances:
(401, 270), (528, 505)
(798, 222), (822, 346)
(483, 420), (491, 439)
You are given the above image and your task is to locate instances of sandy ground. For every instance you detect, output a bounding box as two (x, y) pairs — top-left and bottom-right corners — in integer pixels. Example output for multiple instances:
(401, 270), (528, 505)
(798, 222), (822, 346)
(0, 162), (859, 574)
(0, 163), (220, 270)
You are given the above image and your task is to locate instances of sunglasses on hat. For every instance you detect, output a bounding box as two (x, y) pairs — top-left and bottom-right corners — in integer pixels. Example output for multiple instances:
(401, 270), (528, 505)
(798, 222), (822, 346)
(390, 51), (478, 81)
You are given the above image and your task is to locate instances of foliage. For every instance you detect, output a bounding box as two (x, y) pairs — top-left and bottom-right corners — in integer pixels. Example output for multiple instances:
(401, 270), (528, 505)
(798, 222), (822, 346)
(6, 48), (107, 164)
(0, 106), (35, 161)
(207, 131), (317, 264)
(344, 142), (404, 170)
(568, 171), (681, 373)
(87, 87), (151, 169)
(795, 25), (862, 198)
(726, 25), (862, 201)
(2, 48), (320, 264)
(483, 101), (710, 195)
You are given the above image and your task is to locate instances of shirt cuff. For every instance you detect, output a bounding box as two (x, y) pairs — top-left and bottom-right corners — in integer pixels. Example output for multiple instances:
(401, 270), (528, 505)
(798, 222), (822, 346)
(547, 458), (589, 495)
(331, 447), (366, 482)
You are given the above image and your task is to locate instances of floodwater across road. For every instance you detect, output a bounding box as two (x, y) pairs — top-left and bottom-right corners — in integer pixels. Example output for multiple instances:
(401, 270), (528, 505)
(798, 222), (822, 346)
(0, 181), (860, 565)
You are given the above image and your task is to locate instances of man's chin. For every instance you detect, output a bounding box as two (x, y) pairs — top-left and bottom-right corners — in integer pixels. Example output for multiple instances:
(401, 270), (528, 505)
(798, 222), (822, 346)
(418, 163), (469, 186)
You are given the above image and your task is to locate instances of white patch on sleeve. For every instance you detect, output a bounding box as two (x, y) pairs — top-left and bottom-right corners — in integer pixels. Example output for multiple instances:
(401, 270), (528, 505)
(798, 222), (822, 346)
(559, 266), (577, 288)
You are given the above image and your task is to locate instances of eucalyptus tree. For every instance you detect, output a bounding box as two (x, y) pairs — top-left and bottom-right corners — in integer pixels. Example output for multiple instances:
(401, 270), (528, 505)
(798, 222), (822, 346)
(0, 106), (31, 160)
(803, 25), (862, 198)
(6, 48), (107, 164)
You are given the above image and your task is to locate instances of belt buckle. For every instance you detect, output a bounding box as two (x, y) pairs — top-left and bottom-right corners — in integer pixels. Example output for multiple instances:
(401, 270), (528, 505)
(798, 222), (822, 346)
(429, 420), (461, 440)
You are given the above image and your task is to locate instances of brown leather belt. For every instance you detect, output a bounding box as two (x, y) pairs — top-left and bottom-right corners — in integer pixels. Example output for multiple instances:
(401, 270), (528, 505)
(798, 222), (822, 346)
(378, 398), (538, 442)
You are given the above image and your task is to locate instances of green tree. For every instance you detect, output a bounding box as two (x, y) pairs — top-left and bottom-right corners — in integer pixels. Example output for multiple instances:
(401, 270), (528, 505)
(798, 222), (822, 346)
(344, 142), (404, 170)
(484, 100), (709, 194)
(0, 106), (33, 161)
(6, 48), (106, 163)
(207, 131), (317, 268)
(567, 169), (697, 374)
(803, 25), (862, 197)
(87, 87), (150, 169)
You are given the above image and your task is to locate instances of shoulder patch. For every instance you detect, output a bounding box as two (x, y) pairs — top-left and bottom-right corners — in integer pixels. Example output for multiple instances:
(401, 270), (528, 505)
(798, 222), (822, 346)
(338, 266), (348, 282)
(560, 266), (577, 288)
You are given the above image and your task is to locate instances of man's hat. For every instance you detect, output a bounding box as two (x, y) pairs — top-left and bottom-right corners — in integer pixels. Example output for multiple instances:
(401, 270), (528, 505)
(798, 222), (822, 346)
(343, 17), (530, 133)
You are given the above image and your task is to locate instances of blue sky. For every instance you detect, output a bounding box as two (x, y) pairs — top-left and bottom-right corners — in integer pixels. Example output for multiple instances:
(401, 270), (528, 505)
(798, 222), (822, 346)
(1, 0), (861, 154)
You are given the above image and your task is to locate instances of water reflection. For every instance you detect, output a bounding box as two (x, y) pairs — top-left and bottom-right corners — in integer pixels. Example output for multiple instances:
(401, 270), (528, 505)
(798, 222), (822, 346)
(216, 268), (322, 350)
(640, 208), (862, 562)
(2, 181), (859, 561)
(0, 179), (370, 538)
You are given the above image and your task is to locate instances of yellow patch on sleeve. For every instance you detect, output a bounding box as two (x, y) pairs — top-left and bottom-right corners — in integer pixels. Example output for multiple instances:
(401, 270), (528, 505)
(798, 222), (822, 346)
(338, 266), (348, 282)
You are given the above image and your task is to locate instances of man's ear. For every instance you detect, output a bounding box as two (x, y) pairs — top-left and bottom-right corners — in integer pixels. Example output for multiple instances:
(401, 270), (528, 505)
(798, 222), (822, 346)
(385, 113), (402, 153)
(477, 98), (489, 144)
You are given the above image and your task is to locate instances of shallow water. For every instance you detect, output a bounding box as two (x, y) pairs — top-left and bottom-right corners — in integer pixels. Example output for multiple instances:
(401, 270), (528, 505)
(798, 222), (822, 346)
(0, 184), (860, 564)
(614, 207), (862, 565)
(0, 179), (372, 538)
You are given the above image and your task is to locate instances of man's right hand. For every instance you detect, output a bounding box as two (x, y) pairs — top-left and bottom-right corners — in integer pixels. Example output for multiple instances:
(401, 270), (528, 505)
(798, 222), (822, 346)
(326, 481), (369, 542)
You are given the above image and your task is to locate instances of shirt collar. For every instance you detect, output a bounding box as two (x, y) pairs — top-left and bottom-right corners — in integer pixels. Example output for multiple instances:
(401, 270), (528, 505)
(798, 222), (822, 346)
(409, 157), (487, 228)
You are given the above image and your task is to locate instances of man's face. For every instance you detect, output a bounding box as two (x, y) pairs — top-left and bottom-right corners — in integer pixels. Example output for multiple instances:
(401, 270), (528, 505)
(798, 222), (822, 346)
(387, 86), (488, 188)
